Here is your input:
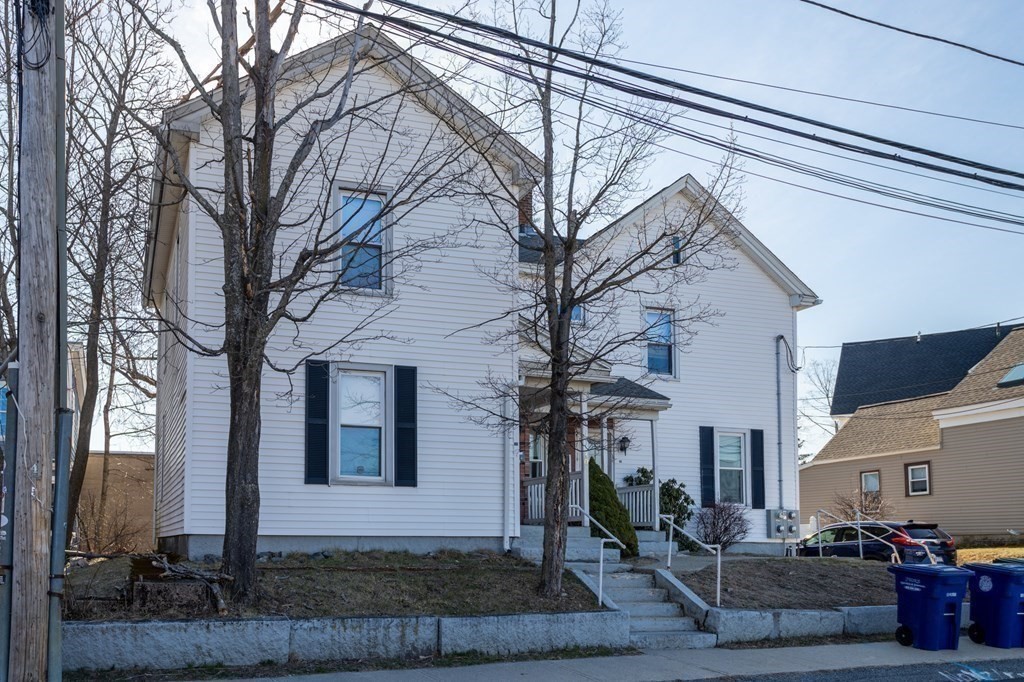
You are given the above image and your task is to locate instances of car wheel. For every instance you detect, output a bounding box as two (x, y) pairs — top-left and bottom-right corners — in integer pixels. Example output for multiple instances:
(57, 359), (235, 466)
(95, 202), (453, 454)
(968, 623), (985, 644)
(895, 625), (913, 647)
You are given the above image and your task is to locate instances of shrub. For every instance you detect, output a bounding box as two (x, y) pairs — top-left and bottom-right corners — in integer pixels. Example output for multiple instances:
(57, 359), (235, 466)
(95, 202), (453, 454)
(694, 502), (750, 551)
(588, 459), (638, 557)
(624, 466), (696, 548)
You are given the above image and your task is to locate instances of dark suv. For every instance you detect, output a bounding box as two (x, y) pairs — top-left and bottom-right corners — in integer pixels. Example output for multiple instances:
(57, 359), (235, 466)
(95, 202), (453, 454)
(796, 521), (957, 564)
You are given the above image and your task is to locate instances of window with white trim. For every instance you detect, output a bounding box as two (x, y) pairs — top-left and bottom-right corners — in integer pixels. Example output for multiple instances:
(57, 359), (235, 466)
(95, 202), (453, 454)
(646, 309), (673, 375)
(337, 192), (385, 289)
(337, 369), (386, 479)
(528, 433), (546, 478)
(570, 305), (585, 325)
(861, 470), (880, 494)
(717, 431), (746, 504)
(906, 463), (930, 496)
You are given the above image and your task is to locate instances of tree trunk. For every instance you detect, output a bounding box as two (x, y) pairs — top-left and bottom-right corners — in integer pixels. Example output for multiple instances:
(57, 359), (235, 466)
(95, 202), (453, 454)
(66, 301), (101, 547)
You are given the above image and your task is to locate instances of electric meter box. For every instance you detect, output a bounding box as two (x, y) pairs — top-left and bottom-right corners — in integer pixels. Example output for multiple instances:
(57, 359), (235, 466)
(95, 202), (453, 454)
(766, 509), (800, 539)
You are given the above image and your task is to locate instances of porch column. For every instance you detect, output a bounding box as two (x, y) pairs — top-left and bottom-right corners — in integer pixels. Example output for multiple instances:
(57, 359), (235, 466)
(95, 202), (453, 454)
(580, 396), (590, 526)
(599, 417), (608, 473)
(650, 419), (660, 532)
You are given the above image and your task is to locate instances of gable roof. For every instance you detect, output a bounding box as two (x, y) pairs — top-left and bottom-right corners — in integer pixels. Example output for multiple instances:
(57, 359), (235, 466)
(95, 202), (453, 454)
(145, 25), (542, 305)
(589, 377), (669, 402)
(812, 393), (945, 464)
(831, 324), (1019, 416)
(938, 327), (1024, 410)
(579, 174), (821, 310)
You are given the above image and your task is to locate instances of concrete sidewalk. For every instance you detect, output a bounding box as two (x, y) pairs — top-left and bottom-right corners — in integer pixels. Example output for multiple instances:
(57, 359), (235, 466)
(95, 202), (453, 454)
(224, 639), (1024, 681)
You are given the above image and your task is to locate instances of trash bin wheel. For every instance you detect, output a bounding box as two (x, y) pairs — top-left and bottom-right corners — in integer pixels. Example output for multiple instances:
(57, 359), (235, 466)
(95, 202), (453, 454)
(968, 623), (985, 644)
(895, 625), (913, 647)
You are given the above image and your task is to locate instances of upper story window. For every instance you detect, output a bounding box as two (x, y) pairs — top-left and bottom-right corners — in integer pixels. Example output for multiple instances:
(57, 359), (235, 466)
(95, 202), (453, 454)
(338, 192), (384, 290)
(570, 305), (585, 325)
(906, 462), (930, 496)
(337, 369), (386, 479)
(671, 236), (682, 265)
(717, 431), (746, 504)
(646, 309), (673, 375)
(861, 470), (880, 494)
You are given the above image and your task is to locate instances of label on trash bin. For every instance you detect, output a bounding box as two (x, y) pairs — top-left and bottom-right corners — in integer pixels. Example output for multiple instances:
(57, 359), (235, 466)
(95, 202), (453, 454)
(900, 577), (923, 592)
(979, 575), (993, 592)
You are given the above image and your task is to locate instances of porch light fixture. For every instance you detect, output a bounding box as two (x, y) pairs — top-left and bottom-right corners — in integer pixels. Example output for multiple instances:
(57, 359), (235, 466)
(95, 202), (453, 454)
(617, 436), (631, 453)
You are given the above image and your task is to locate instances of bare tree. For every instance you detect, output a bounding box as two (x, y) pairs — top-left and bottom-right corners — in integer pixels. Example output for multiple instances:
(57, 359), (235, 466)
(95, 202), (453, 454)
(0, 0), (18, 360)
(61, 0), (168, 545)
(831, 489), (895, 521)
(436, 1), (744, 596)
(799, 358), (838, 443)
(127, 0), (520, 602)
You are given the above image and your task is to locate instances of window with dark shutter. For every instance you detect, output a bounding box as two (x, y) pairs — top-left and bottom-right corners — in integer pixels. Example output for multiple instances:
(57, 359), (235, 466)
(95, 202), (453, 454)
(305, 360), (331, 484)
(699, 426), (715, 507)
(394, 366), (417, 487)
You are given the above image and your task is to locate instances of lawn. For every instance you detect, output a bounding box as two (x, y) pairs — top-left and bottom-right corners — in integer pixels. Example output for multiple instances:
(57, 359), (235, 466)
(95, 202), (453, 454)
(680, 557), (895, 610)
(957, 547), (1024, 565)
(65, 550), (600, 621)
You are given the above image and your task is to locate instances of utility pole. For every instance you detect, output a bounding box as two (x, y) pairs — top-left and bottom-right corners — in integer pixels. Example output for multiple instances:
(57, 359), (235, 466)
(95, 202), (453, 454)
(10, 0), (58, 679)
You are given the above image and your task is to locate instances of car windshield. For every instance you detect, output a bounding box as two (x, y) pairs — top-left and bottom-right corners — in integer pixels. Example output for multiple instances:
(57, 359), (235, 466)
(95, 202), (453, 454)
(903, 526), (950, 540)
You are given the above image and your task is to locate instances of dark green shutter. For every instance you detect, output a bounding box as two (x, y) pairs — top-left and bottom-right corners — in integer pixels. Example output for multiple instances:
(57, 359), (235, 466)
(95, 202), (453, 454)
(394, 366), (417, 487)
(305, 360), (330, 484)
(699, 426), (715, 507)
(751, 429), (765, 509)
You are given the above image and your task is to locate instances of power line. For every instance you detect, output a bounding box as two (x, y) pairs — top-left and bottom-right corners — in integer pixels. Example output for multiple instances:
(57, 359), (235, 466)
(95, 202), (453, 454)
(612, 56), (1024, 132)
(355, 0), (1024, 190)
(799, 0), (1024, 69)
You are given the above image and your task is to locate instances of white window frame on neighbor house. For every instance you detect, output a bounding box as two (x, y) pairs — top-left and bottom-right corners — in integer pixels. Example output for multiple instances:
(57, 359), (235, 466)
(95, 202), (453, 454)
(861, 470), (880, 494)
(645, 308), (675, 377)
(330, 363), (395, 485)
(716, 430), (747, 505)
(528, 432), (547, 478)
(334, 188), (391, 293)
(906, 462), (930, 496)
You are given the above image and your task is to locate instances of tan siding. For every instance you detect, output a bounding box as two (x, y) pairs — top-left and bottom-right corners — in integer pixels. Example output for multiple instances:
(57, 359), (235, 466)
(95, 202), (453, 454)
(800, 416), (1024, 537)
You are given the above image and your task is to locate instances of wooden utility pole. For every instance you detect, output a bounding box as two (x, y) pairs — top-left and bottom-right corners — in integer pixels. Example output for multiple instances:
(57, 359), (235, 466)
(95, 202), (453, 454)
(10, 0), (58, 678)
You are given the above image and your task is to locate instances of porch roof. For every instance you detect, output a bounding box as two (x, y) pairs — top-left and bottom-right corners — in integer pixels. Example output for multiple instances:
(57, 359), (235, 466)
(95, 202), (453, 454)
(589, 377), (669, 402)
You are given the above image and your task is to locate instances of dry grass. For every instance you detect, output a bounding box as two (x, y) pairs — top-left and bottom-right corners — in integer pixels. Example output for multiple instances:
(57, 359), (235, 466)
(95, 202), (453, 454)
(64, 550), (600, 621)
(957, 547), (1024, 565)
(680, 557), (895, 610)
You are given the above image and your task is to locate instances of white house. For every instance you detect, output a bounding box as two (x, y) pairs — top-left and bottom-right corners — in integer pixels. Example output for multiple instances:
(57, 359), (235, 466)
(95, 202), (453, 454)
(147, 29), (818, 559)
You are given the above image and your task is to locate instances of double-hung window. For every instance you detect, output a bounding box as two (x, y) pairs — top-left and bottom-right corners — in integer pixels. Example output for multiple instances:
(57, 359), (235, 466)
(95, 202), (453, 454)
(717, 431), (746, 504)
(338, 192), (384, 289)
(337, 369), (386, 479)
(646, 309), (673, 375)
(906, 463), (930, 496)
(570, 305), (586, 325)
(861, 470), (880, 495)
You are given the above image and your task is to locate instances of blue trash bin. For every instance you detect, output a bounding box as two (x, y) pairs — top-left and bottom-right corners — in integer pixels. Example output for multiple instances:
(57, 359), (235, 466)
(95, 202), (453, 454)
(994, 558), (1024, 566)
(888, 563), (973, 650)
(965, 562), (1024, 648)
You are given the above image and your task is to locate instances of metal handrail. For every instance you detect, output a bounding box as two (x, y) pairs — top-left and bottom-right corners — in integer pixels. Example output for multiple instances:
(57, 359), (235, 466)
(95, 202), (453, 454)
(854, 508), (938, 565)
(569, 504), (626, 606)
(812, 509), (936, 565)
(659, 514), (721, 608)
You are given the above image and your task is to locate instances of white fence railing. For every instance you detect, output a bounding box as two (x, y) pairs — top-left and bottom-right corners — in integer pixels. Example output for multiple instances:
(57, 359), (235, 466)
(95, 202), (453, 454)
(523, 471), (586, 525)
(616, 484), (657, 528)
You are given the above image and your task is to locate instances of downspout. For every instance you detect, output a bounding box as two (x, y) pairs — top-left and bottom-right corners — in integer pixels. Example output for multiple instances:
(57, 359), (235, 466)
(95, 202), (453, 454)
(502, 396), (513, 552)
(775, 335), (784, 509)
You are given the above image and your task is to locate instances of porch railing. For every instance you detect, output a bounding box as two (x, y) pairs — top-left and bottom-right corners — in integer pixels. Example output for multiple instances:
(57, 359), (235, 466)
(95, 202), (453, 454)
(616, 483), (657, 529)
(523, 471), (585, 525)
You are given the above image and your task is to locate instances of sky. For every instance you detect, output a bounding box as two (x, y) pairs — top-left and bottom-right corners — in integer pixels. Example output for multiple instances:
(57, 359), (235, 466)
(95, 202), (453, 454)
(164, 0), (1024, 453)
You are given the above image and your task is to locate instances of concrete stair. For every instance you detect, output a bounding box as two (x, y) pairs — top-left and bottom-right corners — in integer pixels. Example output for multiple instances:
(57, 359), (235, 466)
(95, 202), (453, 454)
(512, 525), (622, 564)
(592, 570), (716, 650)
(634, 529), (688, 558)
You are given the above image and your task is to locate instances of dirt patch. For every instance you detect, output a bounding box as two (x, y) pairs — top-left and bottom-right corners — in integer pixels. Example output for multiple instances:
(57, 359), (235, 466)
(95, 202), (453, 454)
(679, 557), (895, 610)
(958, 547), (1024, 565)
(64, 550), (599, 621)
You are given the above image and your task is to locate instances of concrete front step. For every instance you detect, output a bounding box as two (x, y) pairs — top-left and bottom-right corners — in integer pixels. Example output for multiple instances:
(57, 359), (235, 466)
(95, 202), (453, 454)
(630, 616), (697, 633)
(512, 547), (621, 563)
(605, 587), (668, 602)
(615, 600), (683, 617)
(599, 572), (655, 586)
(567, 561), (633, 573)
(630, 630), (717, 650)
(634, 530), (667, 542)
(637, 540), (674, 556)
(518, 525), (592, 540)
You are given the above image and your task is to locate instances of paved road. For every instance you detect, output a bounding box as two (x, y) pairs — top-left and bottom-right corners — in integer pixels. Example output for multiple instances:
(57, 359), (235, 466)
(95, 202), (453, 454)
(732, 658), (1024, 681)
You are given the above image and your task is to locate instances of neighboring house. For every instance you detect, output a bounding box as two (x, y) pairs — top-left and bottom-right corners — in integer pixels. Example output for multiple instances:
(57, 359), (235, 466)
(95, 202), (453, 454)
(147, 29), (818, 559)
(800, 324), (1024, 539)
(76, 451), (155, 552)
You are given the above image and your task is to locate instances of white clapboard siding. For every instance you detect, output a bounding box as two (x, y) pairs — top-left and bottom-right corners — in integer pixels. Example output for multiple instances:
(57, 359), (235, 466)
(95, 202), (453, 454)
(599, 192), (801, 543)
(168, 58), (521, 540)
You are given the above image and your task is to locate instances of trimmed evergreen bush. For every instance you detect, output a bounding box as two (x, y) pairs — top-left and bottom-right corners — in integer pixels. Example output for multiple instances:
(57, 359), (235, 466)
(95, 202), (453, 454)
(587, 459), (639, 557)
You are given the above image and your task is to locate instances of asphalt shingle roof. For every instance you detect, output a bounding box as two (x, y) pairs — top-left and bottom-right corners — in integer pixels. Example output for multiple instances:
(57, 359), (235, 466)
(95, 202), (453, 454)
(517, 232), (586, 264)
(830, 325), (1019, 416)
(813, 393), (946, 463)
(589, 377), (670, 402)
(939, 328), (1024, 410)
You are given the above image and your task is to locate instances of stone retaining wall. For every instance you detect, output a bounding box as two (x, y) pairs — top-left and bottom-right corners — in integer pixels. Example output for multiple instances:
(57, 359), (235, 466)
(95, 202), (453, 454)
(63, 610), (628, 672)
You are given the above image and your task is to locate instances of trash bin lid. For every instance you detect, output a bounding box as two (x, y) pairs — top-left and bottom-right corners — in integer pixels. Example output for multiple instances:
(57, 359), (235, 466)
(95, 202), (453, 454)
(994, 557), (1024, 565)
(965, 561), (1024, 576)
(888, 563), (973, 578)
